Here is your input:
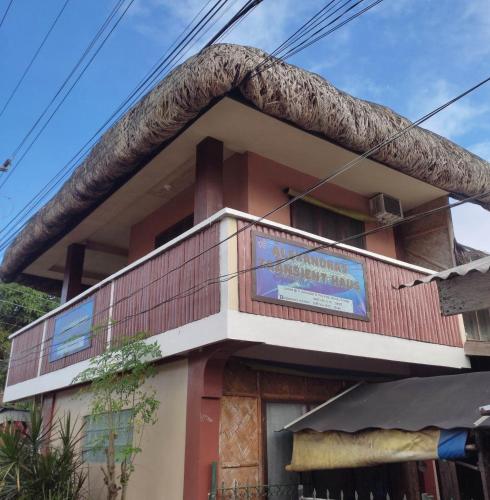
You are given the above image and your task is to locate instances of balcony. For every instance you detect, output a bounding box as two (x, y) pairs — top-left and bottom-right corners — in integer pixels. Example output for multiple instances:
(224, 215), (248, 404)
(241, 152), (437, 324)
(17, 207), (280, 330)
(5, 209), (466, 401)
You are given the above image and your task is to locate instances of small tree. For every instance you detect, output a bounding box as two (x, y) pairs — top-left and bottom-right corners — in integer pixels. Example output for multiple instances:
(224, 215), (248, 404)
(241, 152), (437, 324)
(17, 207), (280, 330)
(72, 333), (161, 500)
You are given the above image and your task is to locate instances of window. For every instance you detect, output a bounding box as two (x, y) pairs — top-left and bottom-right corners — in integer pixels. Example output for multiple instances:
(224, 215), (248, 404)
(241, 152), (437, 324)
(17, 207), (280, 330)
(154, 214), (194, 249)
(291, 199), (365, 249)
(83, 410), (133, 463)
(464, 309), (490, 341)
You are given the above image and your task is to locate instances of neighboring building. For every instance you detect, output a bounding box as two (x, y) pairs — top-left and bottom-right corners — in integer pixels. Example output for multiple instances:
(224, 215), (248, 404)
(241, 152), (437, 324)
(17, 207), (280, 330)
(401, 246), (490, 359)
(1, 44), (490, 499)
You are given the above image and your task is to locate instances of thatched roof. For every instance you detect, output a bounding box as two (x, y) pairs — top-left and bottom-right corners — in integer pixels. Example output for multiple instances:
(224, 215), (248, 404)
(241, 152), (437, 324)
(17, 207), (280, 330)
(1, 43), (490, 282)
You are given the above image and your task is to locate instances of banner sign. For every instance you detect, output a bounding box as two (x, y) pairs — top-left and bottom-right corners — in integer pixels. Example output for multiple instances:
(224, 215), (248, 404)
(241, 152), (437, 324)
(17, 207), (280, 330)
(252, 232), (369, 320)
(50, 299), (94, 362)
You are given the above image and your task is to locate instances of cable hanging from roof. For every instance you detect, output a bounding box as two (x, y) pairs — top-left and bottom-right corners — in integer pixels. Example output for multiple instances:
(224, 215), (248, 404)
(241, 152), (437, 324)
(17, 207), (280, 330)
(0, 0), (375, 253)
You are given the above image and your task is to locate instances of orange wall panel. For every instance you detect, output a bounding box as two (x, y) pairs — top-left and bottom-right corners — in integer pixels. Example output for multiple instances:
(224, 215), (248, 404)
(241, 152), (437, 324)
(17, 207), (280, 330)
(128, 185), (194, 262)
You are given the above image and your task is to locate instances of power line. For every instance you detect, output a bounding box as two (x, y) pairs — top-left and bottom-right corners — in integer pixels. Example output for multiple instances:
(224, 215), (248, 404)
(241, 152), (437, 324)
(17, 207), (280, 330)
(0, 0), (370, 251)
(0, 297), (47, 314)
(0, 0), (71, 119)
(0, 0), (258, 248)
(0, 0), (14, 31)
(0, 0), (134, 190)
(0, 0), (237, 230)
(7, 189), (490, 369)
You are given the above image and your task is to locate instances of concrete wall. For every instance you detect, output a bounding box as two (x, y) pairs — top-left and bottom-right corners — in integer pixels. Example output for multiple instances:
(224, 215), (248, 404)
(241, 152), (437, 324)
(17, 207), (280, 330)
(52, 359), (188, 500)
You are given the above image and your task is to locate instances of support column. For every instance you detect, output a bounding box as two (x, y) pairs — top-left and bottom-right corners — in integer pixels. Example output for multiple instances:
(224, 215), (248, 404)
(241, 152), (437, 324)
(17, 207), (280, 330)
(437, 460), (461, 500)
(183, 342), (243, 500)
(194, 137), (224, 225)
(61, 243), (85, 303)
(477, 431), (490, 500)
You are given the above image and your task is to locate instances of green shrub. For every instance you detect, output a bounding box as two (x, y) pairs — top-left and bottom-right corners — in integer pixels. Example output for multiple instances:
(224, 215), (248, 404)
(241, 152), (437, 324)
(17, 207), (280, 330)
(0, 405), (86, 499)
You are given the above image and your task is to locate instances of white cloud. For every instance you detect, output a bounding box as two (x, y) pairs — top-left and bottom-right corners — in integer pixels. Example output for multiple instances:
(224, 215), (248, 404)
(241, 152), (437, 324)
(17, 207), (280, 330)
(409, 79), (489, 140)
(129, 0), (321, 54)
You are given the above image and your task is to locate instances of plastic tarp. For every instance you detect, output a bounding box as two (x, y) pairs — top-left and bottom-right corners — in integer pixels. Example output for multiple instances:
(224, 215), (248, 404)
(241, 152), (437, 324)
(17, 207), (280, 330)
(286, 428), (468, 471)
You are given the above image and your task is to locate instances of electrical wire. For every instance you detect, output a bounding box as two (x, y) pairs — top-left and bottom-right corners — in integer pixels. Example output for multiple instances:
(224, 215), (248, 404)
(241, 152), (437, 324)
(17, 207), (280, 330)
(0, 0), (14, 31)
(0, 0), (133, 190)
(0, 0), (245, 244)
(0, 0), (371, 250)
(0, 0), (71, 119)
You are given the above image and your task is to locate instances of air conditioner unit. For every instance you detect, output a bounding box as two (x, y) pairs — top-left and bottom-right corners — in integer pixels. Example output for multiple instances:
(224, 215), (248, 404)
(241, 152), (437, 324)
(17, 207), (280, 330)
(369, 193), (403, 224)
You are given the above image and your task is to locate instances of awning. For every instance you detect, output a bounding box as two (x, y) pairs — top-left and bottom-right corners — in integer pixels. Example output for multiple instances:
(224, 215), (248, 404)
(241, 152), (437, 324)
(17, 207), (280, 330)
(284, 372), (490, 471)
(398, 255), (490, 289)
(285, 371), (490, 433)
(286, 428), (468, 471)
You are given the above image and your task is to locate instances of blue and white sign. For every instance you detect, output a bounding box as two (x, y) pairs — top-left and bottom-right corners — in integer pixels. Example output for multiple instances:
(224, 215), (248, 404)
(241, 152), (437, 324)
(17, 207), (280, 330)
(50, 299), (94, 361)
(252, 233), (369, 320)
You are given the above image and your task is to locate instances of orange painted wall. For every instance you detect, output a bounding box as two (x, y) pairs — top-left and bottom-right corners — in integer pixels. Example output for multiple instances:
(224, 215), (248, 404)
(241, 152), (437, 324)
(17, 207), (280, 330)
(128, 151), (398, 263)
(245, 152), (397, 258)
(128, 185), (194, 262)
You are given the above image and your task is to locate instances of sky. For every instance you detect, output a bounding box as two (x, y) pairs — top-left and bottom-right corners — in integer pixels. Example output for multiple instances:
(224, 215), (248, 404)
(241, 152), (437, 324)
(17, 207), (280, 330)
(0, 0), (489, 257)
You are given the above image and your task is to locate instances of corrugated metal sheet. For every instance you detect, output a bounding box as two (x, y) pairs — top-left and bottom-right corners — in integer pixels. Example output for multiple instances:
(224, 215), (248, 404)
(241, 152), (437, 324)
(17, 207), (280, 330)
(7, 322), (44, 386)
(284, 371), (490, 432)
(237, 222), (462, 347)
(399, 255), (490, 289)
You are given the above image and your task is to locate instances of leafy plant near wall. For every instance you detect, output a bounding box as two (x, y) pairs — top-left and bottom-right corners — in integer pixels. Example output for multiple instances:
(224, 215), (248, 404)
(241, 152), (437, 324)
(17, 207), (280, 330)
(0, 282), (58, 386)
(0, 404), (87, 499)
(72, 333), (162, 500)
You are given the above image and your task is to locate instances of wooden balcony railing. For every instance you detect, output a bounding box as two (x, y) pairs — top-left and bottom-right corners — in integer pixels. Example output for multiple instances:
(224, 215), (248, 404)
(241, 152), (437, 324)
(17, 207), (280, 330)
(6, 209), (463, 390)
(7, 221), (220, 386)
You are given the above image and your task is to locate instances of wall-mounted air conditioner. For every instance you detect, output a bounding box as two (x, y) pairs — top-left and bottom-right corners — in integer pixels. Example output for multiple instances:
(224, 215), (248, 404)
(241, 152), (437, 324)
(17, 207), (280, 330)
(369, 193), (403, 224)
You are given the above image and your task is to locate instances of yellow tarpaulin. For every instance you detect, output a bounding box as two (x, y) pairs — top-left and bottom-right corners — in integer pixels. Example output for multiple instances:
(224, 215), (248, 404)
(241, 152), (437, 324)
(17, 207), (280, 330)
(286, 429), (440, 471)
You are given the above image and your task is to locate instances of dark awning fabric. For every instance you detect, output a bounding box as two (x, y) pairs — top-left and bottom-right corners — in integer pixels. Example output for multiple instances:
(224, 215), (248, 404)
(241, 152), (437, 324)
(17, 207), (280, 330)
(284, 371), (490, 433)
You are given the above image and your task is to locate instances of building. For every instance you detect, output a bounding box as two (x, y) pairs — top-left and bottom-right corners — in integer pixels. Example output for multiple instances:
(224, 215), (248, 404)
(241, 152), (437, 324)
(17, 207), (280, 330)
(1, 44), (490, 499)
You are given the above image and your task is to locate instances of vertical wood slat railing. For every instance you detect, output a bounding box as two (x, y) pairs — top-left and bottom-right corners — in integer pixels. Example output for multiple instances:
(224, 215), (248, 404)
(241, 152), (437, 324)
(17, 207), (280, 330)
(7, 222), (221, 386)
(237, 221), (463, 347)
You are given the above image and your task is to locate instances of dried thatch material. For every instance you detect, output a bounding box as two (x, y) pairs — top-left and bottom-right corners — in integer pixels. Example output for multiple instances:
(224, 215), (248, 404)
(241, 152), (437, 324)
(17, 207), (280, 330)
(1, 43), (490, 282)
(455, 241), (488, 265)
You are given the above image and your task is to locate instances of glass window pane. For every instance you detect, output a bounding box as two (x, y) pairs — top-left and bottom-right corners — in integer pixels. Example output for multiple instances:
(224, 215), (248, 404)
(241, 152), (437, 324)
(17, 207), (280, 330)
(83, 410), (133, 464)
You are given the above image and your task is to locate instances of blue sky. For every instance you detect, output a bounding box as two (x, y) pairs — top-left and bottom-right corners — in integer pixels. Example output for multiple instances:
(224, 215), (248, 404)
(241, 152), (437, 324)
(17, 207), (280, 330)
(0, 0), (489, 257)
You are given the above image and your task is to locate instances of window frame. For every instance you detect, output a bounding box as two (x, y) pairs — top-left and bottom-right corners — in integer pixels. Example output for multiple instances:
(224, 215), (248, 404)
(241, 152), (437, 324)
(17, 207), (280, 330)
(82, 409), (134, 464)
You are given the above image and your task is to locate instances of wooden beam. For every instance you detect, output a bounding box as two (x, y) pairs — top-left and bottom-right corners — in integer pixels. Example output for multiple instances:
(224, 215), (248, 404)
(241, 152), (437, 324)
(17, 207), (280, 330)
(194, 137), (224, 225)
(477, 431), (490, 500)
(464, 340), (490, 357)
(84, 240), (128, 258)
(50, 265), (108, 283)
(437, 460), (461, 500)
(437, 272), (490, 316)
(60, 243), (85, 304)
